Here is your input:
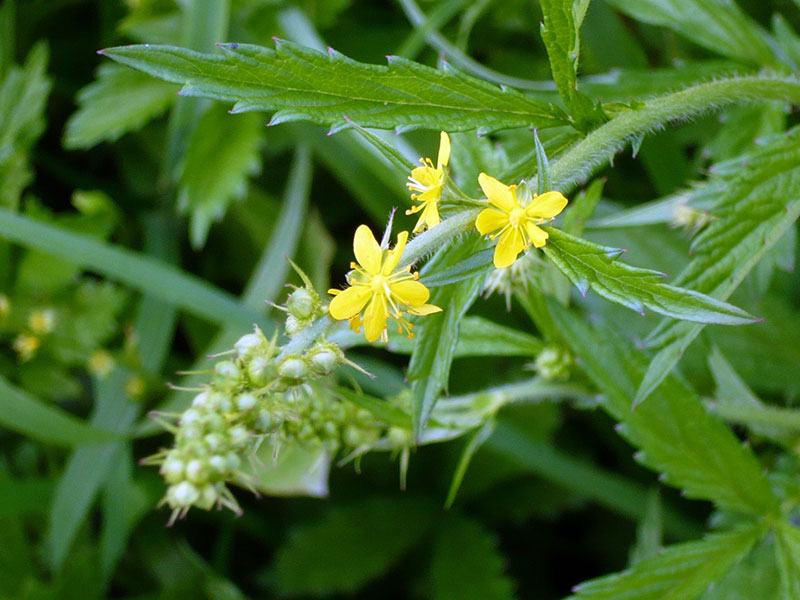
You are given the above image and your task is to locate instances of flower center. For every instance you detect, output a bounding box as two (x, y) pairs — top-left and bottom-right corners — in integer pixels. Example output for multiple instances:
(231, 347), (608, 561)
(370, 274), (388, 292)
(509, 207), (526, 227)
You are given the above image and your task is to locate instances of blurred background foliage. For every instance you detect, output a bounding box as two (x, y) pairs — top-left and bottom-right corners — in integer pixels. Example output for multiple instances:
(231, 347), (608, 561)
(1, 0), (799, 598)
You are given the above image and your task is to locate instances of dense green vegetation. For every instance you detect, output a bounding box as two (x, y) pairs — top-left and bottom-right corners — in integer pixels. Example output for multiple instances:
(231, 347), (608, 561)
(1, 0), (799, 598)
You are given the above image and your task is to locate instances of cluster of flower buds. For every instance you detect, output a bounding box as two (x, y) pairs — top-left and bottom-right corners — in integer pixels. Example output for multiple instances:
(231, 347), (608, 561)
(534, 345), (572, 381)
(148, 279), (399, 523)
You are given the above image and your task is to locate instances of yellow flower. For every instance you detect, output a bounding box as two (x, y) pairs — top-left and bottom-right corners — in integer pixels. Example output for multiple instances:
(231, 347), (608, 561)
(328, 225), (441, 342)
(406, 131), (450, 232)
(475, 173), (568, 268)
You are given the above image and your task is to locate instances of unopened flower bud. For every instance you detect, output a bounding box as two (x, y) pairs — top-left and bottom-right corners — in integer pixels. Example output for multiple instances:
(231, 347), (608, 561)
(181, 409), (201, 426)
(197, 483), (218, 510)
(161, 459), (185, 484)
(192, 391), (210, 407)
(229, 426), (249, 445)
(208, 455), (227, 473)
(185, 459), (208, 484)
(214, 360), (240, 386)
(279, 357), (308, 381)
(234, 333), (263, 358)
(308, 346), (340, 375)
(284, 314), (303, 337)
(247, 356), (277, 386)
(169, 481), (199, 507)
(287, 287), (317, 320)
(236, 393), (258, 411)
(534, 345), (572, 381)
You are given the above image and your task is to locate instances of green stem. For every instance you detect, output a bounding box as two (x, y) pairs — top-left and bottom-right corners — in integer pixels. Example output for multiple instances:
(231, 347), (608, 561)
(549, 76), (800, 195)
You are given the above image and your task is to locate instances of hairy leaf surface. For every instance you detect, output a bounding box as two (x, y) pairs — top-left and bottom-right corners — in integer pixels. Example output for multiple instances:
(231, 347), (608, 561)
(101, 41), (568, 133)
(542, 228), (756, 324)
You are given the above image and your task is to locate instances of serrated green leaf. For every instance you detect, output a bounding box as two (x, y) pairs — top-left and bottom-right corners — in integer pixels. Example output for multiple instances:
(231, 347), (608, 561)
(700, 539), (781, 600)
(63, 63), (177, 149)
(0, 42), (50, 209)
(100, 40), (568, 133)
(636, 131), (800, 404)
(542, 227), (756, 324)
(570, 526), (761, 600)
(539, 0), (607, 129)
(273, 497), (435, 595)
(178, 106), (263, 248)
(429, 514), (515, 600)
(605, 0), (778, 67)
(775, 523), (800, 600)
(551, 303), (779, 516)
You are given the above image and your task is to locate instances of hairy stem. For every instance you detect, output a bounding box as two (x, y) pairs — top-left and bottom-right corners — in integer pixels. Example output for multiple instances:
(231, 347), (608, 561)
(549, 76), (800, 194)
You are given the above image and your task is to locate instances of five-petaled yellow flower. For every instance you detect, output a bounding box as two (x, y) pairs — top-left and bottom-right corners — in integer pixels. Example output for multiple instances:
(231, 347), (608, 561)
(475, 173), (568, 268)
(328, 225), (441, 342)
(406, 131), (450, 232)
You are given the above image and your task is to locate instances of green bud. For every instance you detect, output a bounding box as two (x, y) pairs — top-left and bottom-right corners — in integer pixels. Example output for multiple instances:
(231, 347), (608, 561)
(197, 483), (218, 510)
(208, 455), (227, 473)
(279, 357), (308, 381)
(247, 356), (276, 387)
(234, 333), (263, 358)
(534, 345), (572, 381)
(214, 360), (240, 386)
(284, 314), (304, 337)
(287, 287), (318, 320)
(387, 426), (412, 447)
(236, 393), (258, 411)
(161, 459), (185, 484)
(308, 344), (340, 375)
(168, 481), (199, 507)
(185, 459), (208, 484)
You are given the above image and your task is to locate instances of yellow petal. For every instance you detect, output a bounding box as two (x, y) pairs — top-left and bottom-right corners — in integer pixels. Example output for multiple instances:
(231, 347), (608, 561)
(525, 222), (549, 248)
(413, 201), (441, 232)
(390, 279), (430, 307)
(353, 225), (382, 274)
(527, 191), (568, 219)
(437, 131), (451, 168)
(493, 227), (525, 268)
(363, 294), (388, 342)
(475, 207), (509, 235)
(409, 166), (439, 188)
(328, 285), (372, 320)
(382, 230), (409, 275)
(407, 303), (442, 316)
(478, 173), (516, 212)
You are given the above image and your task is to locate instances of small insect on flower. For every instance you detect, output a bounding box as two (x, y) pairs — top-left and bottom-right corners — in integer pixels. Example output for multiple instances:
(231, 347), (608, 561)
(328, 225), (441, 342)
(475, 173), (568, 268)
(406, 131), (450, 232)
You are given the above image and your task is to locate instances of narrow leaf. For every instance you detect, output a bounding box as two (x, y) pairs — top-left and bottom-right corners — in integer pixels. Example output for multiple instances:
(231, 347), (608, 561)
(0, 208), (266, 330)
(775, 524), (800, 600)
(0, 375), (115, 446)
(605, 0), (778, 67)
(445, 419), (496, 509)
(100, 41), (568, 133)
